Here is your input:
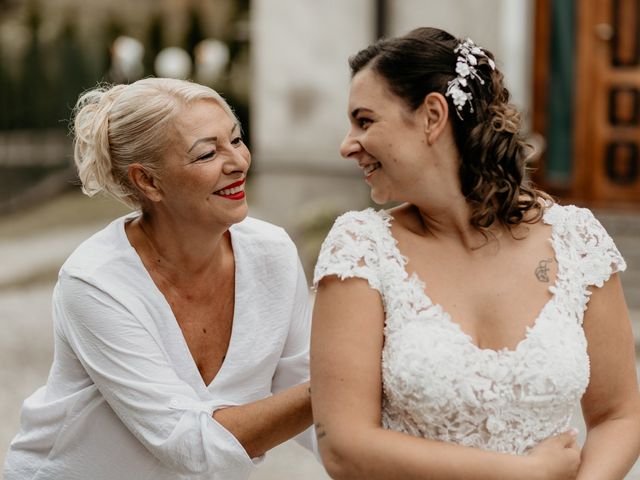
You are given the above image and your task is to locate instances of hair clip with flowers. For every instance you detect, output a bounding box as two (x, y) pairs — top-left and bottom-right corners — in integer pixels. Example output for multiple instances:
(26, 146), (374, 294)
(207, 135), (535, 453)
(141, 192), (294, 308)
(445, 38), (496, 119)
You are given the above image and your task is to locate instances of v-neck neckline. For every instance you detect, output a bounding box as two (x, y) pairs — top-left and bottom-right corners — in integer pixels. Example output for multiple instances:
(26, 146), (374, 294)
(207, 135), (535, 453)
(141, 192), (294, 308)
(377, 205), (563, 355)
(121, 213), (241, 392)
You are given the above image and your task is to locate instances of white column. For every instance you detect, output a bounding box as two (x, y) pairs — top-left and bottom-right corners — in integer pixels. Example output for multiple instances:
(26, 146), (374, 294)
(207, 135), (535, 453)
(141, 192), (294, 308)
(250, 0), (374, 231)
(499, 0), (535, 123)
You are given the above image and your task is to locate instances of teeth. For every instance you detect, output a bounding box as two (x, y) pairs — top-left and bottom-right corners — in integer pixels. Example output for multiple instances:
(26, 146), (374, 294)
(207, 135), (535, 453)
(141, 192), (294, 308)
(363, 162), (381, 176)
(217, 184), (244, 196)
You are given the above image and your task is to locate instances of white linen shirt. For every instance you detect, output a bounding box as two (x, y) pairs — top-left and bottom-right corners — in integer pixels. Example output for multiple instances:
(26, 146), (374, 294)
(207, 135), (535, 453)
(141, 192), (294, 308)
(4, 213), (313, 480)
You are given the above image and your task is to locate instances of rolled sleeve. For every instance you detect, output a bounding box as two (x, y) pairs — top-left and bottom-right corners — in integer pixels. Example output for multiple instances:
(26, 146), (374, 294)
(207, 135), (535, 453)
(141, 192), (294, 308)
(56, 274), (255, 476)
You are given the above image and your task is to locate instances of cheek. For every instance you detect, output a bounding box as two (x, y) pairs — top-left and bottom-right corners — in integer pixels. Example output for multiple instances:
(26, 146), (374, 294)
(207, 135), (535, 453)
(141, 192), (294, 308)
(187, 166), (223, 191)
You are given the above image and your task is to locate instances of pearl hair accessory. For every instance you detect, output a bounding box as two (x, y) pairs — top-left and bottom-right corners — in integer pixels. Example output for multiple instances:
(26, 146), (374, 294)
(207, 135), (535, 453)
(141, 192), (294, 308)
(445, 38), (496, 119)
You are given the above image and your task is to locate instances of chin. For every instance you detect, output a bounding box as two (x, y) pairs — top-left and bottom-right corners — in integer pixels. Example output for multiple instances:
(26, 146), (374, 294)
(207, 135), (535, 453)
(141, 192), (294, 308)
(211, 203), (249, 229)
(370, 190), (391, 205)
(229, 204), (249, 224)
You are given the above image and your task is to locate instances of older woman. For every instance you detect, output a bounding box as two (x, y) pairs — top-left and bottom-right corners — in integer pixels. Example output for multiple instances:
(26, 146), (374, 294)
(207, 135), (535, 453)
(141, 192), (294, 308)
(311, 27), (640, 479)
(4, 78), (313, 480)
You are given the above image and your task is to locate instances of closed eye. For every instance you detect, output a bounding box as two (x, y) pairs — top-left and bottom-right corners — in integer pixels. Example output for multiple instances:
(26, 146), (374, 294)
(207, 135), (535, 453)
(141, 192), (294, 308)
(195, 150), (216, 161)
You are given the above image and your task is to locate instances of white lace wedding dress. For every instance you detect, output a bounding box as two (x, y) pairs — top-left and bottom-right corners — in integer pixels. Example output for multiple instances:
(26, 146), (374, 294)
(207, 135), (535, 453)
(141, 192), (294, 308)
(313, 203), (625, 454)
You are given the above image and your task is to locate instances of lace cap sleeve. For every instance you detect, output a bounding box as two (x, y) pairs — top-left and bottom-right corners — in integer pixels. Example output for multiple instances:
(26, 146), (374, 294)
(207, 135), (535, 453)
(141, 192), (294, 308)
(313, 209), (385, 293)
(555, 205), (627, 288)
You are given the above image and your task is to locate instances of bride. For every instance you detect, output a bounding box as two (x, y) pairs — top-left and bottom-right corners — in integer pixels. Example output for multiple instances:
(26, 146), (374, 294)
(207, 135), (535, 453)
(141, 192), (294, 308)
(311, 27), (640, 479)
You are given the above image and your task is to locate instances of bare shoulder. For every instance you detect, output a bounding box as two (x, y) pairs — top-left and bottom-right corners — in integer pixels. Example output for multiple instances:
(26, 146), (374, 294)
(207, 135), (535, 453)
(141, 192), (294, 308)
(386, 203), (424, 235)
(503, 204), (554, 246)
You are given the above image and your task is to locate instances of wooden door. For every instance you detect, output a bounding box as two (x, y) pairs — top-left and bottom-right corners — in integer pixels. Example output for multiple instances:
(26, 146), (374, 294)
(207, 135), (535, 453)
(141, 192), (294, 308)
(574, 0), (640, 204)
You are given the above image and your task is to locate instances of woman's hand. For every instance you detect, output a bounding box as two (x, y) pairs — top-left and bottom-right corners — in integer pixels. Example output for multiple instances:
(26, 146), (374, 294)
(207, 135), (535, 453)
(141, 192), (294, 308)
(527, 431), (581, 480)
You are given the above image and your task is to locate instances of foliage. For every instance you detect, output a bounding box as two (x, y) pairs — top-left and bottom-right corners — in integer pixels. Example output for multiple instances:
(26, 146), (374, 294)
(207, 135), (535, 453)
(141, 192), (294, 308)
(184, 7), (204, 62)
(1, 2), (250, 132)
(53, 16), (93, 128)
(143, 14), (163, 77)
(0, 1), (252, 206)
(15, 5), (50, 128)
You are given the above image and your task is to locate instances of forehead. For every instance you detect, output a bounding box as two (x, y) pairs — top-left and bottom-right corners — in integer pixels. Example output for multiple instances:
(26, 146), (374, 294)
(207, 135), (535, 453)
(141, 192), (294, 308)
(348, 67), (399, 109)
(173, 99), (236, 140)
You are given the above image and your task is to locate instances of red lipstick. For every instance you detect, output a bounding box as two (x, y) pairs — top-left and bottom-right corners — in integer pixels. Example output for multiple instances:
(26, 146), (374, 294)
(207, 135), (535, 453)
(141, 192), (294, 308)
(214, 178), (246, 200)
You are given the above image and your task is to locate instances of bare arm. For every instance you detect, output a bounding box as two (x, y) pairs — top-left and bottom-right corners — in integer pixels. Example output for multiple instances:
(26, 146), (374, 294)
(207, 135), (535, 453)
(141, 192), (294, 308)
(213, 381), (312, 458)
(310, 276), (580, 480)
(578, 273), (640, 479)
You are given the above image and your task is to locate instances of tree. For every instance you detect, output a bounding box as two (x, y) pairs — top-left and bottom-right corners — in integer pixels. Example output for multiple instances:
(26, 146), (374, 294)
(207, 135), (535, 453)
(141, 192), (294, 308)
(0, 46), (14, 129)
(53, 14), (93, 128)
(101, 16), (125, 83)
(15, 2), (50, 128)
(144, 13), (164, 76)
(184, 6), (204, 63)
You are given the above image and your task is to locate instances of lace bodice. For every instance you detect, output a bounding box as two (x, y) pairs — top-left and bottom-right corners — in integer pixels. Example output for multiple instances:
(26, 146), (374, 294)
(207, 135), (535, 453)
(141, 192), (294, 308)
(313, 204), (626, 454)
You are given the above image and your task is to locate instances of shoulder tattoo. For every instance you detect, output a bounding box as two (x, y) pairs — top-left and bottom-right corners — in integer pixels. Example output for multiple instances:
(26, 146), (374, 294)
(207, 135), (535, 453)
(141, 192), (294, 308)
(534, 258), (553, 282)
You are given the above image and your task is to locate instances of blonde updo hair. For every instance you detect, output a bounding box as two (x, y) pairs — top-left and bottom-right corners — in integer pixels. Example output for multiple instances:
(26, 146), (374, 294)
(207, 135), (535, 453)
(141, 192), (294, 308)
(71, 77), (237, 209)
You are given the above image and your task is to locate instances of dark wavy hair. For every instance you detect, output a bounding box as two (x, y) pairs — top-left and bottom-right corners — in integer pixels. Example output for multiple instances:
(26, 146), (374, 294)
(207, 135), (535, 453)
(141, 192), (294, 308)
(348, 27), (551, 234)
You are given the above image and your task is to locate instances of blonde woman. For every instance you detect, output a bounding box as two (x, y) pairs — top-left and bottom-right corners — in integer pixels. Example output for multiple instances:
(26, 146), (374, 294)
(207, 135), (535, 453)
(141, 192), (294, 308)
(4, 78), (314, 480)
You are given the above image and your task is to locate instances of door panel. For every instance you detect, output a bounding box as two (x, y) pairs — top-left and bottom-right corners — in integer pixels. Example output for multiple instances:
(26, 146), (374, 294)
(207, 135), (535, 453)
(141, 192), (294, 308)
(575, 0), (640, 203)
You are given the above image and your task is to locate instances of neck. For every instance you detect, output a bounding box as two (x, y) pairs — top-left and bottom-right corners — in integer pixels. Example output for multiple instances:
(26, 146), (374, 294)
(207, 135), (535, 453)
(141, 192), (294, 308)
(130, 211), (231, 282)
(412, 197), (501, 251)
(407, 147), (501, 250)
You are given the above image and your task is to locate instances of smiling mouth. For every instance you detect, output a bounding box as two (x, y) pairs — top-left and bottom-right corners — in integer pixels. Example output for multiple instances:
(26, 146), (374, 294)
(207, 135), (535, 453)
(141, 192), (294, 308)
(362, 162), (381, 176)
(214, 179), (245, 199)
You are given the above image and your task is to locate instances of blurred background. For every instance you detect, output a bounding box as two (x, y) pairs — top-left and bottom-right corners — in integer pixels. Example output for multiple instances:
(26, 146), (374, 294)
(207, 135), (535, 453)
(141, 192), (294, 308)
(0, 0), (639, 478)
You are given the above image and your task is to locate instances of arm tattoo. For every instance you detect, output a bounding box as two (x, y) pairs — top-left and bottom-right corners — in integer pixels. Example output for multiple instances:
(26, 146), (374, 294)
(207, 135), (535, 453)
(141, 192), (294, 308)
(315, 422), (327, 440)
(534, 258), (553, 282)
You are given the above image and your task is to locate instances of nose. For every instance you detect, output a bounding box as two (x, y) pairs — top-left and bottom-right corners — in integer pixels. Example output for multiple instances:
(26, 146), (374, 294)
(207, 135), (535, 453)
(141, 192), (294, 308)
(223, 144), (251, 175)
(339, 129), (361, 159)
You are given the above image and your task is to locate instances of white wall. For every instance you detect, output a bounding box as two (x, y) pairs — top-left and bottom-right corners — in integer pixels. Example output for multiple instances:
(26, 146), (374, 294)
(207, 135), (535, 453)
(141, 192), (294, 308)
(250, 0), (536, 231)
(387, 0), (534, 116)
(250, 0), (375, 231)
(251, 0), (374, 172)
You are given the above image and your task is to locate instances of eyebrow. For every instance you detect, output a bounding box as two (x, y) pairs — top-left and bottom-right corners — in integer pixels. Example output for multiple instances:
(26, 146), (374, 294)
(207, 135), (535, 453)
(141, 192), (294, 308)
(187, 123), (240, 153)
(188, 137), (216, 153)
(351, 107), (373, 119)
